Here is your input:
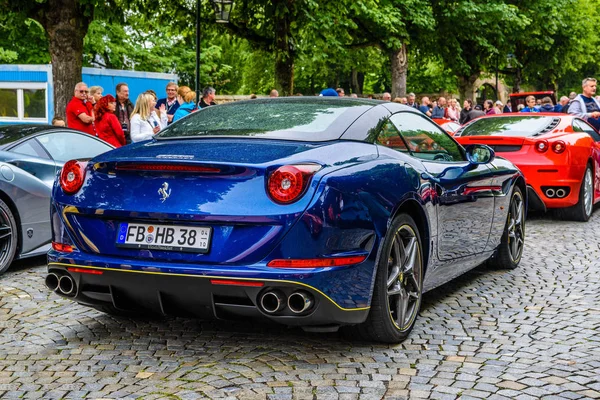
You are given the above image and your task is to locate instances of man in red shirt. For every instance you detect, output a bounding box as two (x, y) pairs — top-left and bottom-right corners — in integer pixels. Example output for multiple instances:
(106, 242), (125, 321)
(66, 82), (94, 135)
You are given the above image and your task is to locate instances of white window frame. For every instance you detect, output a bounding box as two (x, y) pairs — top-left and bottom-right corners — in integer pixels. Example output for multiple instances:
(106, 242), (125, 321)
(0, 82), (48, 123)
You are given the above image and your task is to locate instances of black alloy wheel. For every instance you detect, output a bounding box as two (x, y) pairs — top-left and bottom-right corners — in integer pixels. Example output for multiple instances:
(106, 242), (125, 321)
(0, 199), (17, 275)
(489, 186), (525, 269)
(351, 213), (423, 343)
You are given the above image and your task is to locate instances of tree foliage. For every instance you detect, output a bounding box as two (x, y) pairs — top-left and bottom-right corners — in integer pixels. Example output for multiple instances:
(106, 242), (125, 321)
(2, 0), (600, 109)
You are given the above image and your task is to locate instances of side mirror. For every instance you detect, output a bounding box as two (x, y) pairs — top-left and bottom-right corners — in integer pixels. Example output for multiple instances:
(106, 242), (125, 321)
(465, 144), (495, 164)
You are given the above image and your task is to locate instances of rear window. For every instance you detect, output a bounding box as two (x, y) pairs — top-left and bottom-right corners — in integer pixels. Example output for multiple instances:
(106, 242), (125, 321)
(157, 99), (372, 141)
(459, 116), (559, 137)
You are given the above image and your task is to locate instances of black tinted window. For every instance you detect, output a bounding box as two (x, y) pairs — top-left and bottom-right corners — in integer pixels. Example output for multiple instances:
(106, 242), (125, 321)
(158, 99), (372, 141)
(389, 112), (465, 162)
(460, 116), (558, 137)
(573, 119), (600, 141)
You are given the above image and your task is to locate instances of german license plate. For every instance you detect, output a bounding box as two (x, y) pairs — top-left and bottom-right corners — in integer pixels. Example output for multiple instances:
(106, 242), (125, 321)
(116, 222), (212, 253)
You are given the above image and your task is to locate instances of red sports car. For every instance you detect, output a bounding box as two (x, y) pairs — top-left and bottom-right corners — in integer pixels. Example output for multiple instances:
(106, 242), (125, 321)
(432, 118), (461, 135)
(455, 113), (600, 221)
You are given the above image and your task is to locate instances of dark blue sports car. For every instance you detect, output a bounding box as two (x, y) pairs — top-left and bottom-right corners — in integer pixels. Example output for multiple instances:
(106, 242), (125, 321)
(47, 98), (526, 343)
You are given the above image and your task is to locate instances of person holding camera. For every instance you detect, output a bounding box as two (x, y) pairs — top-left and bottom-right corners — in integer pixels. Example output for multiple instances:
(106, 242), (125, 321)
(115, 83), (134, 143)
(130, 93), (164, 143)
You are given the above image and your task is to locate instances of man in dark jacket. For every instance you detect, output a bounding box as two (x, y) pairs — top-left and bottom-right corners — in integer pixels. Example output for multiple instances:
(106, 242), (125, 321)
(467, 104), (486, 121)
(115, 82), (134, 143)
(199, 87), (217, 109)
(460, 99), (473, 124)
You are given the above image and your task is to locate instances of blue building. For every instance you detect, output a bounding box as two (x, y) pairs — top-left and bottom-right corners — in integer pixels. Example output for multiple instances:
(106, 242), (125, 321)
(0, 64), (178, 125)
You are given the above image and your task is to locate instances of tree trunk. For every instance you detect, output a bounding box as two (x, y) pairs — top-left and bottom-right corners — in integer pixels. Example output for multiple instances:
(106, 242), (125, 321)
(273, 0), (294, 96)
(351, 68), (360, 95)
(390, 43), (408, 98)
(40, 0), (91, 118)
(458, 73), (480, 102)
(512, 68), (522, 93)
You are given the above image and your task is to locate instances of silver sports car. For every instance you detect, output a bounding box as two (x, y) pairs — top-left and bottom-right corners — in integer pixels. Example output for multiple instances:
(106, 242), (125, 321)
(0, 125), (114, 274)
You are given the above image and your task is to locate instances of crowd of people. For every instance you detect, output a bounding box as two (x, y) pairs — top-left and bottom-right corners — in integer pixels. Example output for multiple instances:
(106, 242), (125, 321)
(54, 77), (600, 146)
(55, 82), (217, 148)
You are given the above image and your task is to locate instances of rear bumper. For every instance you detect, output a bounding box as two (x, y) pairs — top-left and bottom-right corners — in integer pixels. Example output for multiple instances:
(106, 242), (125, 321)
(519, 164), (584, 209)
(47, 253), (372, 327)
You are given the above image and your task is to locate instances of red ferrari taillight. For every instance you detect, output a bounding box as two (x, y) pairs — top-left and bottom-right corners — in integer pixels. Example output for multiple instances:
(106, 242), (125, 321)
(267, 164), (321, 204)
(534, 140), (549, 153)
(551, 140), (566, 154)
(267, 255), (367, 268)
(60, 160), (87, 194)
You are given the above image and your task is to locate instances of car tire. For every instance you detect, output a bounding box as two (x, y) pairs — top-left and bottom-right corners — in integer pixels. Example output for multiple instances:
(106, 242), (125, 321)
(488, 186), (525, 270)
(0, 199), (18, 275)
(564, 164), (594, 222)
(349, 213), (424, 343)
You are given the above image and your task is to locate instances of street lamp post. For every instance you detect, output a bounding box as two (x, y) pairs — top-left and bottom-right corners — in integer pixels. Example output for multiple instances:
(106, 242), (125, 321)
(195, 0), (234, 104)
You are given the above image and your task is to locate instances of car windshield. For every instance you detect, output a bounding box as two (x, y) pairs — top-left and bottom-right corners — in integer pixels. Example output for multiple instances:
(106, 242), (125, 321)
(157, 99), (373, 141)
(460, 116), (559, 137)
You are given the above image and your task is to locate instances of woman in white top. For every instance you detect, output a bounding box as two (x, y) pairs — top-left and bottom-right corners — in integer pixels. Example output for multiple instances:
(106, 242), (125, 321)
(130, 93), (168, 143)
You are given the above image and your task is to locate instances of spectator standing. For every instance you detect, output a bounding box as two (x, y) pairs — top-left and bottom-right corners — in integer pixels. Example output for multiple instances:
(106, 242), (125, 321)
(419, 97), (432, 116)
(521, 95), (540, 113)
(468, 104), (486, 121)
(130, 93), (162, 143)
(568, 77), (600, 131)
(94, 94), (125, 147)
(446, 98), (461, 121)
(460, 100), (472, 124)
(494, 100), (504, 114)
(382, 92), (392, 101)
(269, 89), (279, 98)
(431, 97), (447, 118)
(52, 116), (66, 126)
(144, 90), (169, 130)
(66, 82), (94, 135)
(539, 97), (556, 113)
(320, 88), (338, 96)
(115, 83), (134, 143)
(336, 88), (345, 97)
(406, 93), (419, 109)
(556, 96), (569, 112)
(89, 86), (103, 107)
(503, 102), (512, 113)
(173, 90), (198, 123)
(350, 93), (358, 98)
(199, 87), (217, 108)
(484, 100), (498, 115)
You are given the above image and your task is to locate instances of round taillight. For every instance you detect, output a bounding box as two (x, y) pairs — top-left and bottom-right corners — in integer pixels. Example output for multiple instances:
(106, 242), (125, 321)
(267, 164), (320, 204)
(552, 140), (566, 154)
(534, 140), (549, 153)
(60, 160), (86, 194)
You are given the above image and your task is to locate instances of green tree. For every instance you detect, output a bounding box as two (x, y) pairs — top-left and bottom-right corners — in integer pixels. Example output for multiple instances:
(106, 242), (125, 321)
(0, 0), (117, 115)
(430, 0), (525, 100)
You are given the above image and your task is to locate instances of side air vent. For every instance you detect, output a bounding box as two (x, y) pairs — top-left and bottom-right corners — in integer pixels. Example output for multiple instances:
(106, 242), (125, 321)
(537, 117), (561, 135)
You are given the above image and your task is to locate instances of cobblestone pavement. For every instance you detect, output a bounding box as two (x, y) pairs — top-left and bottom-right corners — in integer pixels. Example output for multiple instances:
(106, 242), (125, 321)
(1, 212), (599, 400)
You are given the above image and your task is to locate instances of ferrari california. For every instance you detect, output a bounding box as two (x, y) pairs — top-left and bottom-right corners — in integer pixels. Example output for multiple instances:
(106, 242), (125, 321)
(0, 125), (113, 274)
(455, 114), (600, 221)
(47, 98), (526, 343)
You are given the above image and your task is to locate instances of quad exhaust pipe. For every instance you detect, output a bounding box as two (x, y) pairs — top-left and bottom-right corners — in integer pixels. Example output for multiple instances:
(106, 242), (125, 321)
(46, 273), (77, 296)
(555, 188), (566, 198)
(288, 291), (314, 314)
(545, 188), (555, 198)
(45, 273), (60, 292)
(260, 290), (286, 313)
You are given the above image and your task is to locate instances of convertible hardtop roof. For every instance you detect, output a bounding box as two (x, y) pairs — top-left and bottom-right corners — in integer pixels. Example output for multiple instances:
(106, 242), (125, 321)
(0, 124), (85, 147)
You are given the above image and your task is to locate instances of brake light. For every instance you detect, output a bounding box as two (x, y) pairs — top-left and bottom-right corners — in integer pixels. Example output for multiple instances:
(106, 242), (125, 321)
(534, 140), (549, 153)
(60, 160), (87, 194)
(267, 255), (367, 268)
(551, 140), (566, 154)
(267, 164), (321, 204)
(115, 163), (221, 173)
(67, 267), (103, 275)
